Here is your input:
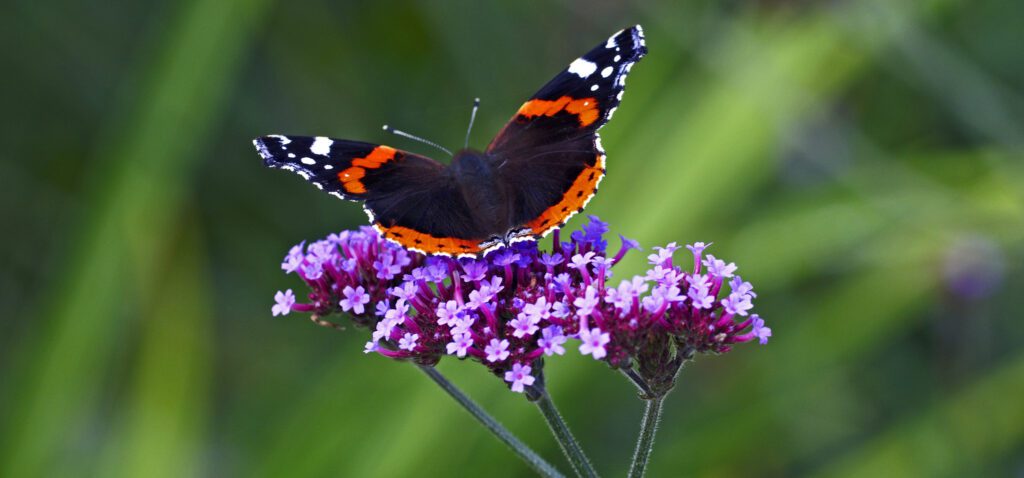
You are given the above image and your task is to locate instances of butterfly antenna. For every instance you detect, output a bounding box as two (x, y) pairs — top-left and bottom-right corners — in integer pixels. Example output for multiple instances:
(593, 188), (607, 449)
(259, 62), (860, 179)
(382, 125), (453, 157)
(464, 97), (480, 148)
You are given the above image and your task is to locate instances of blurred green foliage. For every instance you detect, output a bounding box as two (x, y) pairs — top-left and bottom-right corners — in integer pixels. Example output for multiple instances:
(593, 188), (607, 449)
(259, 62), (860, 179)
(2, 0), (1023, 476)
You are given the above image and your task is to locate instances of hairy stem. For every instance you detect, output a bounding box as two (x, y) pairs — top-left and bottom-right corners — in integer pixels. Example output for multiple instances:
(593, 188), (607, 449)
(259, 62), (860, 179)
(533, 390), (599, 478)
(418, 365), (563, 478)
(628, 395), (665, 478)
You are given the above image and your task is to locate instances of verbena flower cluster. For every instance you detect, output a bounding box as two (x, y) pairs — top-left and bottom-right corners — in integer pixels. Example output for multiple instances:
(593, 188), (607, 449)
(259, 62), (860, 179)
(271, 217), (771, 394)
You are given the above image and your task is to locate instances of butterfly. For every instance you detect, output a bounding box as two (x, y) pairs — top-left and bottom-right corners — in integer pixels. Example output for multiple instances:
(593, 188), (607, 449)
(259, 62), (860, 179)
(254, 25), (646, 258)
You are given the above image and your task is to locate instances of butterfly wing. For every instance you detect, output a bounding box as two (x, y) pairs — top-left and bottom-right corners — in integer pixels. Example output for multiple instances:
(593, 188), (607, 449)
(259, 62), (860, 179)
(255, 135), (491, 256)
(487, 25), (646, 238)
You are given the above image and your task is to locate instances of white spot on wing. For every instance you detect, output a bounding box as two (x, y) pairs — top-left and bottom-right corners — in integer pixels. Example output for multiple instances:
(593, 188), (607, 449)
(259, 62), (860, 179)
(300, 157), (316, 165)
(568, 58), (598, 78)
(323, 164), (333, 170)
(310, 136), (333, 156)
(288, 153), (295, 158)
(591, 84), (599, 91)
(606, 34), (618, 49)
(601, 66), (613, 78)
(614, 55), (621, 62)
(268, 134), (291, 145)
(616, 91), (623, 101)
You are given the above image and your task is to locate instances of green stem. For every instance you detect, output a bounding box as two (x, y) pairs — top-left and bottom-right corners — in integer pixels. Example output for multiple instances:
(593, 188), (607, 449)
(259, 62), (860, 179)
(620, 368), (654, 399)
(628, 395), (665, 478)
(533, 390), (599, 478)
(418, 365), (564, 478)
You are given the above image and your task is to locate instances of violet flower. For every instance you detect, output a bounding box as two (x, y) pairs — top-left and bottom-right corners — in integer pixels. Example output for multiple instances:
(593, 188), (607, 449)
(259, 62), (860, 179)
(270, 216), (771, 397)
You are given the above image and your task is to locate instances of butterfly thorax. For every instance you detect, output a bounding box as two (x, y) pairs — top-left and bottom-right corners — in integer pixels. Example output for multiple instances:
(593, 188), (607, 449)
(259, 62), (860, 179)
(451, 149), (512, 236)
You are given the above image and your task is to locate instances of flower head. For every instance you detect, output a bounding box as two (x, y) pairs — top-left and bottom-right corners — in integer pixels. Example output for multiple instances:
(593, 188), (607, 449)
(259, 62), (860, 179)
(270, 217), (768, 396)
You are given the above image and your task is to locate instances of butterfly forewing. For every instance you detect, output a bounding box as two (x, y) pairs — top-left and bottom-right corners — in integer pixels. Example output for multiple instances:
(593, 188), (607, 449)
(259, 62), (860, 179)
(486, 25), (647, 238)
(255, 135), (491, 256)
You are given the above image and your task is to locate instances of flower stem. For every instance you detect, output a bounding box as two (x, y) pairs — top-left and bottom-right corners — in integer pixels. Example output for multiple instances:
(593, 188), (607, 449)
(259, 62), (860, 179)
(620, 368), (654, 399)
(533, 390), (599, 478)
(628, 395), (665, 478)
(418, 365), (564, 478)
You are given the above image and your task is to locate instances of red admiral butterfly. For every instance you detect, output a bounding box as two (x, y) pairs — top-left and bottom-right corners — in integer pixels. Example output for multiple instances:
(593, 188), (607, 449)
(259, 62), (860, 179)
(254, 25), (646, 257)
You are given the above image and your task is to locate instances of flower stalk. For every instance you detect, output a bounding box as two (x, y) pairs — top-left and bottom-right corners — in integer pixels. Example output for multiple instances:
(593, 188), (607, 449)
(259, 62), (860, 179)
(532, 387), (599, 478)
(628, 395), (664, 478)
(418, 365), (564, 478)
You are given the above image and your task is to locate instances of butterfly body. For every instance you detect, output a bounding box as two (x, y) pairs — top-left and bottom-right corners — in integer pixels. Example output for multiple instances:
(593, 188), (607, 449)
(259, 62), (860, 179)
(256, 25), (647, 257)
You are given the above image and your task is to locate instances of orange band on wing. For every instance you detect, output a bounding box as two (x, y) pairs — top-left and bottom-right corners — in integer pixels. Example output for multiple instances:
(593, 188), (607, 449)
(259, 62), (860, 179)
(518, 96), (600, 127)
(527, 155), (605, 236)
(337, 146), (398, 194)
(376, 224), (483, 256)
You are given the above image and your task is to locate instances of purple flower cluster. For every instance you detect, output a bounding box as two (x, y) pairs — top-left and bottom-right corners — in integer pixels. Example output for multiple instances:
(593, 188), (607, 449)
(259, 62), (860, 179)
(272, 217), (770, 395)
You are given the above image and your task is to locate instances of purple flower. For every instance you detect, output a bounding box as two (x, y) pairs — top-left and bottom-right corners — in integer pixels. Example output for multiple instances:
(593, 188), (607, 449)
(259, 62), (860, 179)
(450, 313), (476, 335)
(553, 273), (572, 291)
(619, 235), (641, 251)
(721, 292), (753, 316)
(272, 289), (295, 316)
(578, 327), (610, 360)
(363, 341), (378, 354)
(504, 363), (536, 393)
(522, 297), (552, 321)
(686, 242), (710, 255)
(573, 286), (600, 317)
(372, 319), (394, 343)
(492, 249), (520, 267)
(647, 242), (679, 266)
(485, 338), (510, 363)
(301, 261), (324, 281)
(569, 252), (597, 271)
(480, 276), (504, 296)
(446, 333), (474, 357)
(730, 276), (756, 298)
(703, 254), (737, 279)
(340, 285), (370, 315)
(308, 240), (335, 264)
(281, 243), (305, 273)
(551, 300), (571, 319)
(424, 263), (449, 282)
(399, 332), (419, 351)
(375, 299), (391, 317)
(510, 312), (540, 338)
(461, 260), (488, 282)
(539, 253), (564, 267)
(468, 278), (504, 309)
(751, 315), (772, 344)
(374, 254), (403, 280)
(538, 326), (567, 356)
(436, 300), (461, 327)
(687, 274), (714, 309)
(605, 283), (633, 312)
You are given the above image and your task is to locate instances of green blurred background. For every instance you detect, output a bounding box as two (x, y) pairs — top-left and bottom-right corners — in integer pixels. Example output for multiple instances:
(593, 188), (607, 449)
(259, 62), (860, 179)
(3, 0), (1023, 476)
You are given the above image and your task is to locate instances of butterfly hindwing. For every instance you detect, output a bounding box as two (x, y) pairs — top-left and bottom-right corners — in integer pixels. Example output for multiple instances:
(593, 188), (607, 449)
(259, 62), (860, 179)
(254, 135), (491, 256)
(487, 25), (646, 238)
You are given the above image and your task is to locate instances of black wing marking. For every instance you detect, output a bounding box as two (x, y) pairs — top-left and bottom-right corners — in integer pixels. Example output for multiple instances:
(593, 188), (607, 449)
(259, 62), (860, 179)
(254, 135), (490, 256)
